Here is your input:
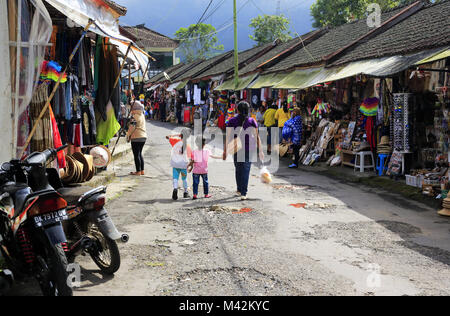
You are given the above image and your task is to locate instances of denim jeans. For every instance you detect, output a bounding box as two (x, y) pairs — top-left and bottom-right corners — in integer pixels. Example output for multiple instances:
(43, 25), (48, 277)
(193, 174), (209, 196)
(234, 160), (252, 197)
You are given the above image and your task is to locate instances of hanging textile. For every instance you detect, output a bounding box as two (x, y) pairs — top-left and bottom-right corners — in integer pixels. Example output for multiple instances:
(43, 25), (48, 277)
(30, 83), (53, 153)
(49, 106), (66, 168)
(96, 101), (121, 146)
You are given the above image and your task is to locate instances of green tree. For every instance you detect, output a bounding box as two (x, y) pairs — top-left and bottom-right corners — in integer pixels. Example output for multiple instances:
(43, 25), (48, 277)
(174, 23), (224, 63)
(249, 14), (292, 46)
(311, 0), (413, 28)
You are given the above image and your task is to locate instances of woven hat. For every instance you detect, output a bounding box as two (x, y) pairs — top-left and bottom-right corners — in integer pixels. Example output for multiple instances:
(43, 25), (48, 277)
(72, 152), (91, 182)
(84, 155), (95, 182)
(380, 136), (390, 146)
(90, 145), (112, 168)
(438, 209), (450, 217)
(279, 143), (289, 157)
(72, 159), (84, 183)
(61, 155), (76, 184)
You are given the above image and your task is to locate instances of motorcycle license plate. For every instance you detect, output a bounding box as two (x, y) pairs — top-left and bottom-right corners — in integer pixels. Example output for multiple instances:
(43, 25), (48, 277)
(33, 210), (68, 227)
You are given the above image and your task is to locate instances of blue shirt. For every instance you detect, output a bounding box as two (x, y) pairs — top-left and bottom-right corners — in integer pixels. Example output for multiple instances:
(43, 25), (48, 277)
(283, 116), (303, 145)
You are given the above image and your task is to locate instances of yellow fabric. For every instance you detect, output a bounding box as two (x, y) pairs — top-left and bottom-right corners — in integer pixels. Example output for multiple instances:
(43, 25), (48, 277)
(263, 108), (277, 127)
(274, 108), (291, 127)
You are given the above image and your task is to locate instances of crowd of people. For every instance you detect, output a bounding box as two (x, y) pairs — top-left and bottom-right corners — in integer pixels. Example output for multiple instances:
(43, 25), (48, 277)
(124, 90), (303, 201)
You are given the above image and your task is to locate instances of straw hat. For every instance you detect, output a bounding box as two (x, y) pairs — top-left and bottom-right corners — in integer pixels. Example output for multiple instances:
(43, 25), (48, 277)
(380, 136), (390, 146)
(279, 143), (289, 157)
(72, 159), (84, 184)
(438, 209), (450, 217)
(61, 156), (76, 184)
(72, 152), (91, 182)
(84, 155), (95, 182)
(90, 145), (112, 168)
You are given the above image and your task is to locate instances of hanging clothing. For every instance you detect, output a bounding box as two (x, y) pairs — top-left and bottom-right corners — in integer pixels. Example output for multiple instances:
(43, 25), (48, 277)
(96, 101), (121, 146)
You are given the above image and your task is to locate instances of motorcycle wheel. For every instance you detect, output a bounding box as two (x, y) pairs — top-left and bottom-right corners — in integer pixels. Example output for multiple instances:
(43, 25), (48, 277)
(88, 225), (120, 275)
(37, 243), (73, 297)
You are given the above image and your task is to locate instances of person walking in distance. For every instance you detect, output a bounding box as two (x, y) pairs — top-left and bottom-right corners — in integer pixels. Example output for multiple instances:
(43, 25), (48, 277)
(127, 101), (147, 176)
(223, 101), (264, 200)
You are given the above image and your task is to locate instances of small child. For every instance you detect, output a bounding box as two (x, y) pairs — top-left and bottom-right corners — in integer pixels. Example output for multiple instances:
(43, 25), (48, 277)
(167, 130), (192, 200)
(188, 137), (221, 200)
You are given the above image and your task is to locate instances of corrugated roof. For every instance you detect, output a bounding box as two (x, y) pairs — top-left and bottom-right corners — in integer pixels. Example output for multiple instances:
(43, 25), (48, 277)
(329, 0), (450, 66)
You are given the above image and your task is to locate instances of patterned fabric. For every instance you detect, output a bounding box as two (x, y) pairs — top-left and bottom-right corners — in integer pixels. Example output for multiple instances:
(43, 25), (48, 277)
(283, 116), (303, 145)
(360, 97), (379, 117)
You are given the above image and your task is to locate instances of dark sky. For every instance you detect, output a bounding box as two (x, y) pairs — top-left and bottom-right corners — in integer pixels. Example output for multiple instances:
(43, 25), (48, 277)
(118, 0), (316, 54)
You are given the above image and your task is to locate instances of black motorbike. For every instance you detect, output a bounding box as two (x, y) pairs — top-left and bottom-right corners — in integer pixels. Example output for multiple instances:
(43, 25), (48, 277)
(0, 146), (72, 296)
(47, 171), (129, 275)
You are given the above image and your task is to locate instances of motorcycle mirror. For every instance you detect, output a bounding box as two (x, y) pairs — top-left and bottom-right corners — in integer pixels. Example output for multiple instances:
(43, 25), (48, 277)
(1, 163), (11, 172)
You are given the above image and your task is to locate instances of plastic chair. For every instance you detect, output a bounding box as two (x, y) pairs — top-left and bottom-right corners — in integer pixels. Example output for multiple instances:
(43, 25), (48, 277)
(376, 154), (390, 176)
(354, 151), (376, 173)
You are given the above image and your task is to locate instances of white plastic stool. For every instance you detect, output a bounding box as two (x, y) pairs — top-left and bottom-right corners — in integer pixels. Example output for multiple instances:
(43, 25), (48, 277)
(354, 151), (375, 173)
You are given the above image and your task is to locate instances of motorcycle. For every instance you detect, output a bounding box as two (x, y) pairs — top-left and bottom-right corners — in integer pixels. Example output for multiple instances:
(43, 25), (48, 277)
(0, 247), (14, 295)
(46, 169), (129, 275)
(0, 146), (72, 296)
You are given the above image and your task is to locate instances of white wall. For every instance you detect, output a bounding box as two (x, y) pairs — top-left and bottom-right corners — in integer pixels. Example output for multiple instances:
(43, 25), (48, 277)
(0, 1), (13, 162)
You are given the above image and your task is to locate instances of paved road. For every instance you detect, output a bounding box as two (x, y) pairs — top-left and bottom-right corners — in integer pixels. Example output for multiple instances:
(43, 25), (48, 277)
(10, 121), (450, 296)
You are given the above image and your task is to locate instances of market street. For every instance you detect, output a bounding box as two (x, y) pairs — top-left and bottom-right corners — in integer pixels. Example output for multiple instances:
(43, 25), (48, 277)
(8, 120), (450, 296)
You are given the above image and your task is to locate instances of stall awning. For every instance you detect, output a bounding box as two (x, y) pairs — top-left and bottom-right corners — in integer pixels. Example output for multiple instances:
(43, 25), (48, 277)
(44, 0), (152, 78)
(109, 38), (153, 79)
(176, 80), (189, 90)
(272, 67), (324, 90)
(147, 84), (161, 91)
(314, 48), (449, 87)
(166, 81), (181, 92)
(249, 73), (287, 89)
(415, 48), (450, 65)
(45, 0), (129, 41)
(215, 74), (258, 91)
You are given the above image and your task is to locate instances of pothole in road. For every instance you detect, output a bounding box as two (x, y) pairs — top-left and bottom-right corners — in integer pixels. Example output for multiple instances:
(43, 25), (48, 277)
(125, 244), (173, 270)
(168, 267), (302, 296)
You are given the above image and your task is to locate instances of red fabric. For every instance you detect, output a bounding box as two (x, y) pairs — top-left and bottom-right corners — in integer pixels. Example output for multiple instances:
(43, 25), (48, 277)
(49, 106), (66, 168)
(365, 116), (376, 151)
(218, 114), (226, 130)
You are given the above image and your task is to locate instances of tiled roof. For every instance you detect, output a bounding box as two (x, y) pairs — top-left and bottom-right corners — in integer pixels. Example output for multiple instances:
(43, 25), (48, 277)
(193, 42), (275, 80)
(156, 59), (206, 83)
(175, 51), (234, 81)
(148, 62), (185, 83)
(238, 30), (322, 76)
(330, 0), (450, 66)
(265, 5), (410, 73)
(122, 25), (179, 50)
(105, 0), (127, 16)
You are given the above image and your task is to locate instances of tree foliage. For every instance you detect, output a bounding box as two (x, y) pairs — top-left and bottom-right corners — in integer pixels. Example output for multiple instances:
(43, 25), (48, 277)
(174, 23), (224, 63)
(310, 0), (414, 28)
(249, 14), (292, 46)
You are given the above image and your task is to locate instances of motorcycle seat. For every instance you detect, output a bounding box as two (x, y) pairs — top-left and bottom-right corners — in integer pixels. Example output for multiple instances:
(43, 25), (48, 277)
(58, 186), (93, 207)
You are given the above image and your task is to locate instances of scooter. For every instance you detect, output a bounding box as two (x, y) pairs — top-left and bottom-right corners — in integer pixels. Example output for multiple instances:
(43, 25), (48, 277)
(0, 146), (72, 296)
(46, 169), (129, 275)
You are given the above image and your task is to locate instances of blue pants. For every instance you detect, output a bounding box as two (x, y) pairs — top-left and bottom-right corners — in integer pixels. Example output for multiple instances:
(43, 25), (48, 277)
(193, 174), (209, 196)
(234, 161), (252, 197)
